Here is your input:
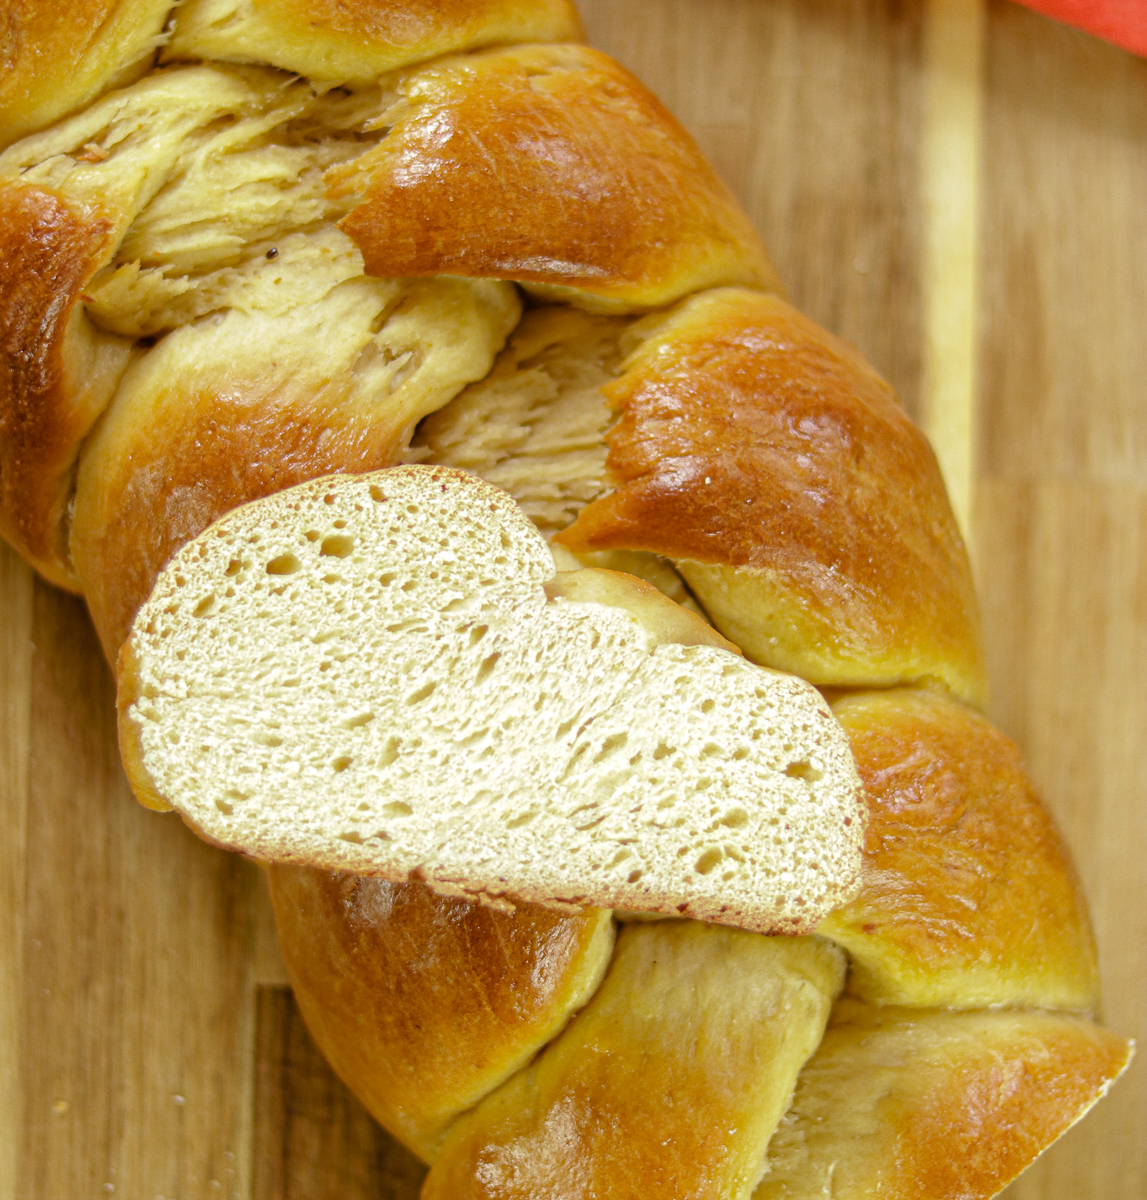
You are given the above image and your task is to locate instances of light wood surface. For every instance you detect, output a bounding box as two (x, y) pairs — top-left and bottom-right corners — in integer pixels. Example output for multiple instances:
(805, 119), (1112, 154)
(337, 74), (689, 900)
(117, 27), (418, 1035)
(1, 1), (1142, 1197)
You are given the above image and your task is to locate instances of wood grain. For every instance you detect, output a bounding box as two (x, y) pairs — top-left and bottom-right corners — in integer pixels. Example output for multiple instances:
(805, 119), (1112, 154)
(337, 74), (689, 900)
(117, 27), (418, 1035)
(0, 1), (1142, 1197)
(0, 545), (33, 1200)
(580, 0), (926, 422)
(252, 988), (425, 1200)
(921, 0), (985, 537)
(17, 584), (260, 1200)
(978, 3), (1147, 1194)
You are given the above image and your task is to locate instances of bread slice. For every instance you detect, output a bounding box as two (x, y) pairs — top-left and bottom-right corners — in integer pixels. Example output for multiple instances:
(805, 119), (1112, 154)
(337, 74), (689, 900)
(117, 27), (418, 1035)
(118, 466), (865, 933)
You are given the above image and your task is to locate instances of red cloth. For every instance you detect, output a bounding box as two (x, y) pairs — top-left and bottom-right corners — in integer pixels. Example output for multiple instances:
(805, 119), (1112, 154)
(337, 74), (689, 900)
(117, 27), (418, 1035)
(1015, 0), (1147, 57)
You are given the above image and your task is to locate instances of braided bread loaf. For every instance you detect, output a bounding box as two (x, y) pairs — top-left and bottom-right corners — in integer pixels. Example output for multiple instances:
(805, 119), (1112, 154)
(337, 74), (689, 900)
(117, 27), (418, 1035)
(0, 3), (1132, 1198)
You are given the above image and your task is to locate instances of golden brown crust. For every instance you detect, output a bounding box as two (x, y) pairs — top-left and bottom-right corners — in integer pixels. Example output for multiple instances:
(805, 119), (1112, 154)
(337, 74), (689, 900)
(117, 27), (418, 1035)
(73, 380), (407, 658)
(818, 687), (1100, 1011)
(70, 276), (518, 658)
(0, 183), (129, 589)
(557, 289), (987, 703)
(425, 923), (845, 1200)
(0, 0), (172, 147)
(168, 0), (584, 82)
(755, 1001), (1134, 1200)
(267, 864), (615, 1161)
(329, 45), (779, 309)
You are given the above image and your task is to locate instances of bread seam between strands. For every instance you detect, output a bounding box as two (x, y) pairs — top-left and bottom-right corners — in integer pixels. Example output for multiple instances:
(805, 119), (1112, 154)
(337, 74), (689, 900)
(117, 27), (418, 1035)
(118, 466), (865, 934)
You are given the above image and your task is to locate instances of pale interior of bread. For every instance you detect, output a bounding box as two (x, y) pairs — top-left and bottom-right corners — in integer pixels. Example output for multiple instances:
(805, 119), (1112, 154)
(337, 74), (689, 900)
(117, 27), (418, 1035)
(408, 307), (622, 532)
(35, 64), (518, 450)
(82, 78), (390, 337)
(0, 67), (286, 235)
(120, 466), (864, 933)
(408, 305), (707, 614)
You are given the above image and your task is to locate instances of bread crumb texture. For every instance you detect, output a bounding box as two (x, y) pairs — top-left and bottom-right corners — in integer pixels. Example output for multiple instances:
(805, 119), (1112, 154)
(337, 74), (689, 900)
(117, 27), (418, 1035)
(119, 466), (865, 933)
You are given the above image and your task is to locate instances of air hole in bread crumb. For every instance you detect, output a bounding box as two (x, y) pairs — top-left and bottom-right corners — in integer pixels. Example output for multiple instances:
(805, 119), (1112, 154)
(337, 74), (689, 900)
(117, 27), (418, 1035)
(406, 682), (436, 705)
(720, 807), (749, 829)
(507, 811), (536, 829)
(321, 533), (355, 558)
(378, 737), (401, 767)
(254, 731), (283, 747)
(594, 732), (627, 762)
(382, 801), (412, 818)
(695, 849), (723, 875)
(468, 625), (488, 646)
(225, 558), (243, 576)
(386, 619), (428, 634)
(369, 486), (385, 502)
(785, 760), (823, 783)
(653, 742), (674, 761)
(475, 652), (501, 684)
(700, 699), (716, 714)
(574, 812), (608, 831)
(266, 553), (301, 575)
(193, 595), (218, 618)
(304, 530), (320, 542)
(331, 756), (352, 773)
(379, 571), (398, 586)
(342, 711), (375, 729)
(338, 831), (364, 843)
(215, 799), (233, 815)
(627, 869), (644, 884)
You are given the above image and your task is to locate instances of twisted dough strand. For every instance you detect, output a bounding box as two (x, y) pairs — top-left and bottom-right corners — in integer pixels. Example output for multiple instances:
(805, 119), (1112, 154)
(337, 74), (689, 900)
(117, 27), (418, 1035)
(0, 3), (1131, 1197)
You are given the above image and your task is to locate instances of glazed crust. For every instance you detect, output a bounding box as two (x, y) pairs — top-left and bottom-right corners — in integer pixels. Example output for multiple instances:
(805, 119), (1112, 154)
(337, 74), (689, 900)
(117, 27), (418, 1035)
(755, 1001), (1133, 1200)
(557, 289), (987, 704)
(71, 277), (518, 657)
(267, 865), (614, 1161)
(330, 45), (780, 309)
(424, 923), (845, 1200)
(0, 183), (130, 589)
(0, 5), (1131, 1195)
(168, 0), (584, 82)
(0, 0), (172, 147)
(74, 379), (404, 655)
(819, 687), (1100, 1011)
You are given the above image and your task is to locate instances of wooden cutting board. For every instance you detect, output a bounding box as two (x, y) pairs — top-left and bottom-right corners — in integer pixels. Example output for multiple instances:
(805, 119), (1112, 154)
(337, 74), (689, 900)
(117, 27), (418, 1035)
(1, 1), (1143, 1197)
